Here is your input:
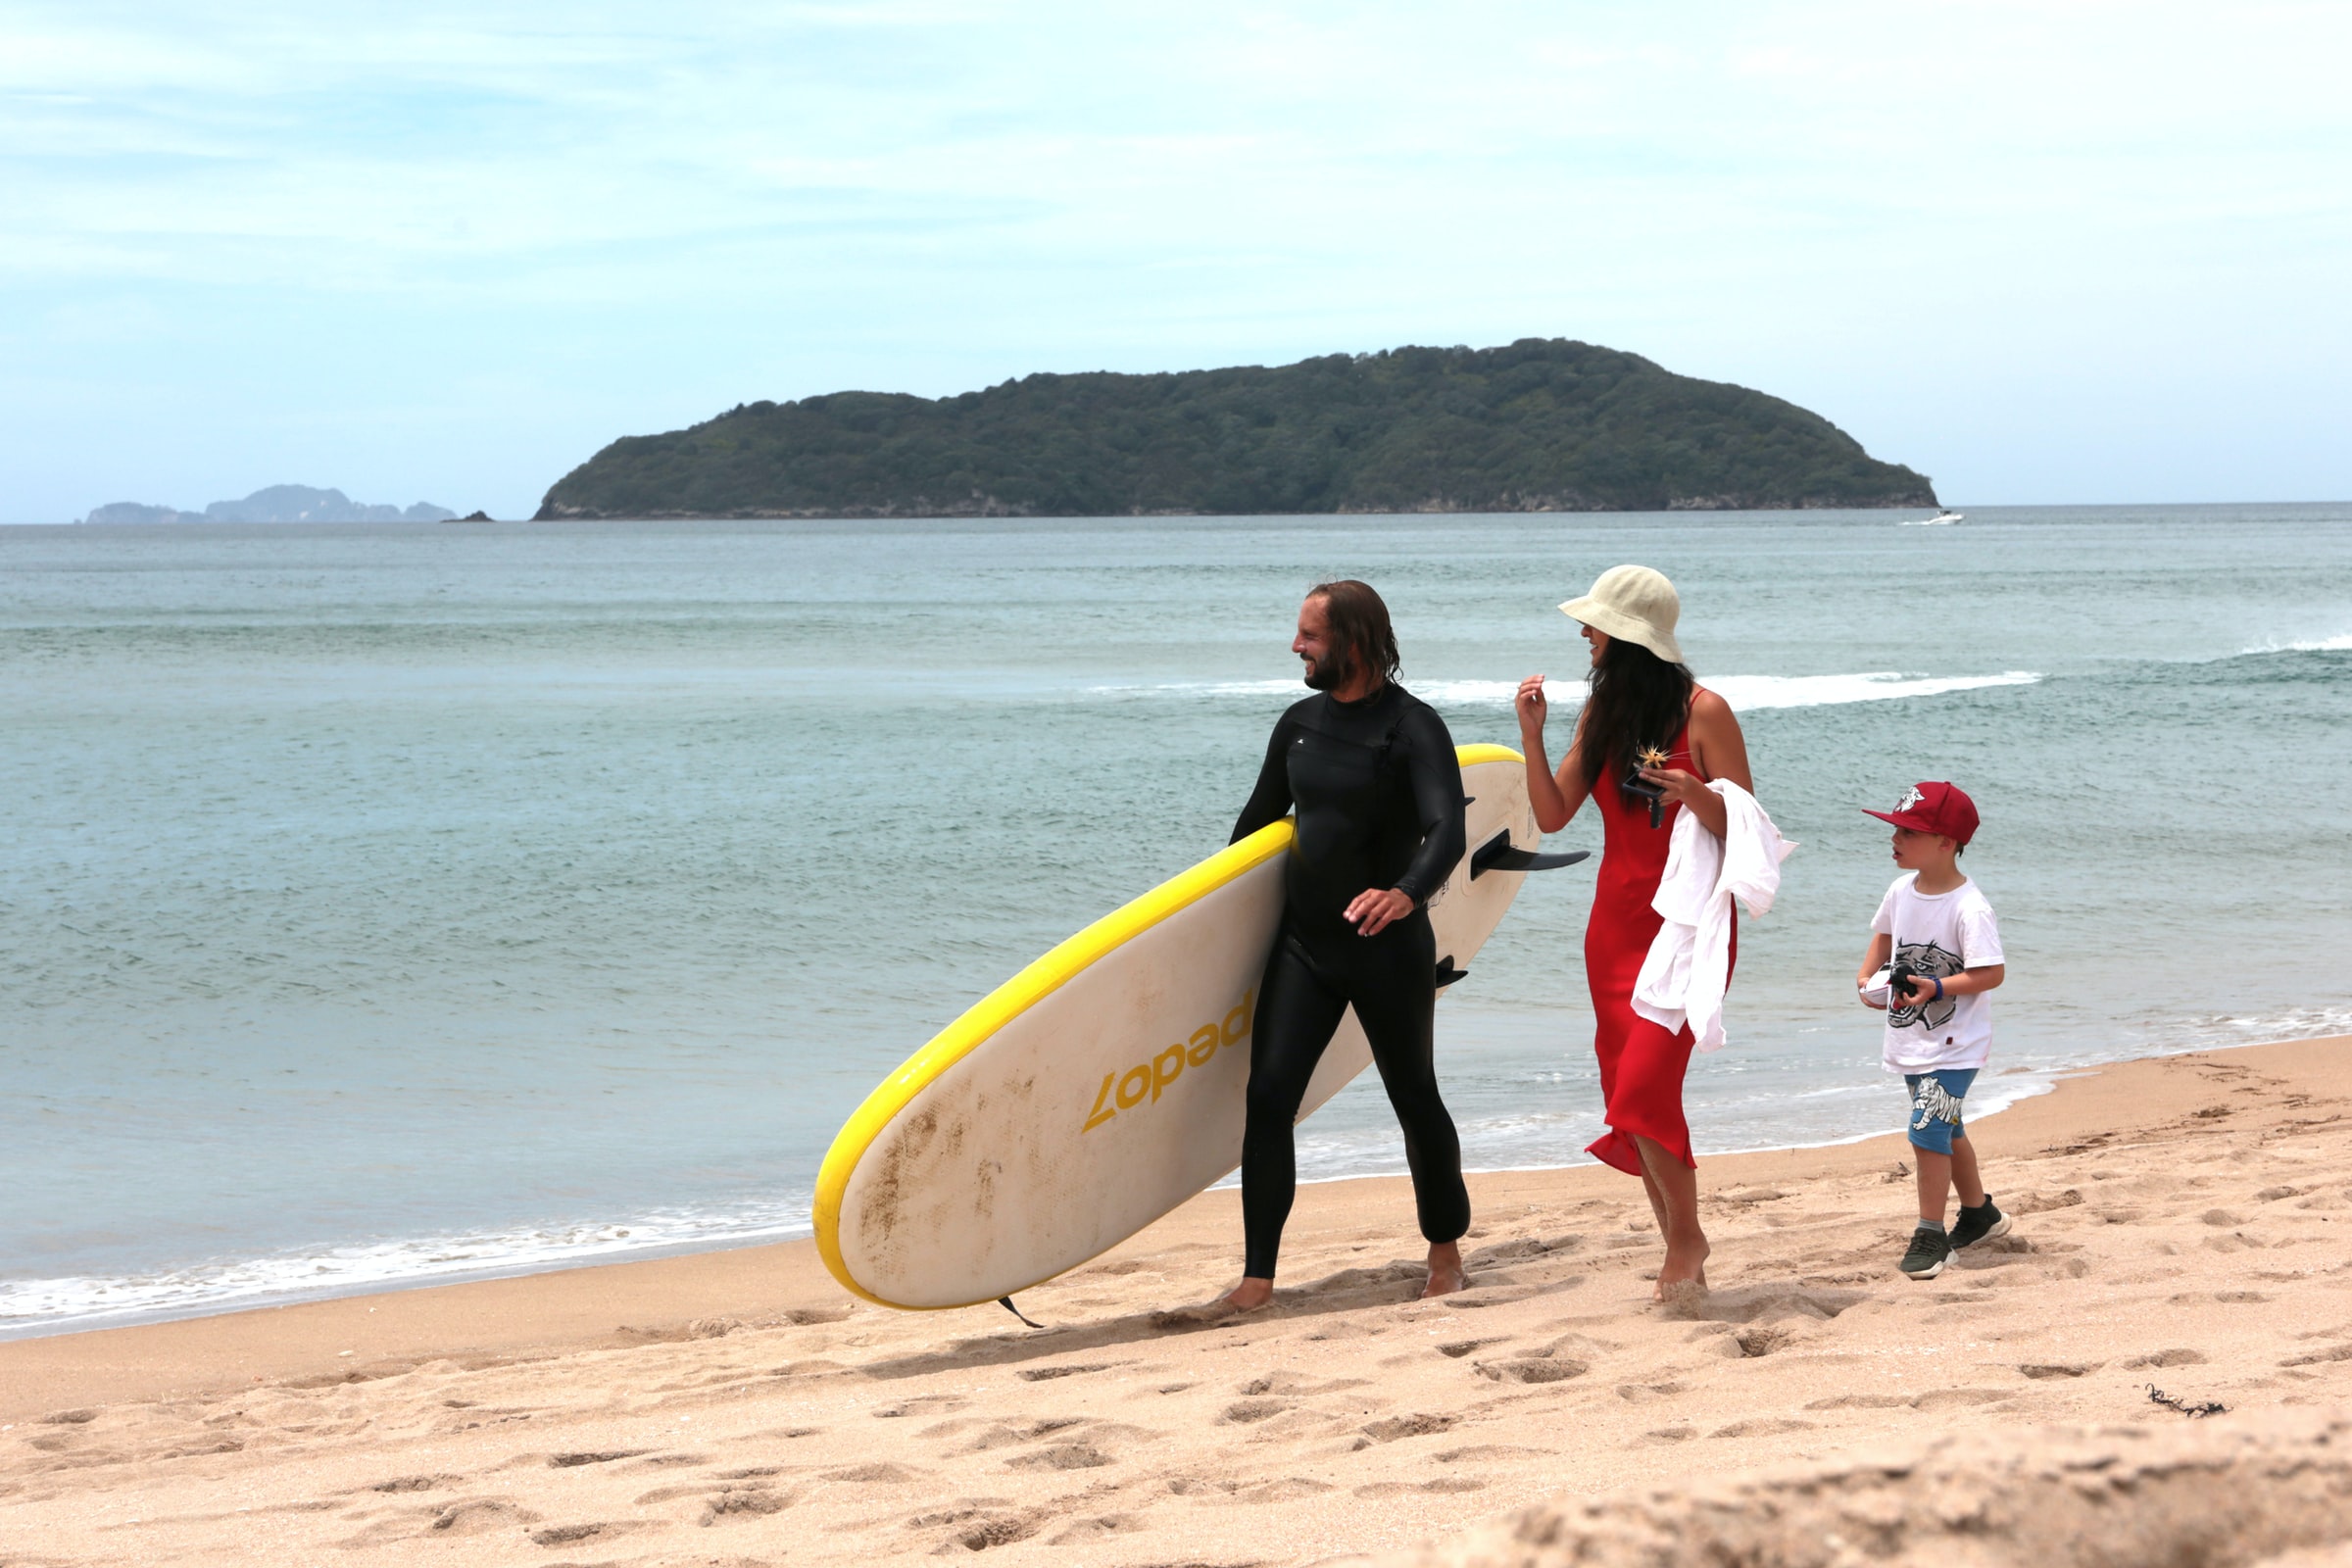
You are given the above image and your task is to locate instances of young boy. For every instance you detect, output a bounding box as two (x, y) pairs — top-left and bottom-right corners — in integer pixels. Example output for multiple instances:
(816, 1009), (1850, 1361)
(1855, 781), (2010, 1280)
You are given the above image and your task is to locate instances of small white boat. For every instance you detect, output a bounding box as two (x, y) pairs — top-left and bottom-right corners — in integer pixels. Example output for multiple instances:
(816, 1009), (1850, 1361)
(1904, 509), (1964, 526)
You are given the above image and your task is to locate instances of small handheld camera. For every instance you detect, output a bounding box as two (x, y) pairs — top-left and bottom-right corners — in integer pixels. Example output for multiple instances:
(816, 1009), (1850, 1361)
(1621, 744), (1671, 828)
(1620, 768), (1666, 829)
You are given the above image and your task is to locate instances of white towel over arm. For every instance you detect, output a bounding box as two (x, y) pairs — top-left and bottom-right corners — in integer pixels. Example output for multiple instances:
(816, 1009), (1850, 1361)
(1631, 780), (1794, 1054)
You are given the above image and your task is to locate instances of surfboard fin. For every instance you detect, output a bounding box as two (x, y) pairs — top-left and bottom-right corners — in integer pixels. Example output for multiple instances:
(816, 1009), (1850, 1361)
(999, 1296), (1045, 1329)
(1435, 956), (1469, 988)
(1470, 830), (1592, 878)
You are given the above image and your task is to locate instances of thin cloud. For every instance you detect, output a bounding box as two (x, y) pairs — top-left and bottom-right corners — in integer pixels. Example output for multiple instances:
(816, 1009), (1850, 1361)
(0, 0), (2347, 515)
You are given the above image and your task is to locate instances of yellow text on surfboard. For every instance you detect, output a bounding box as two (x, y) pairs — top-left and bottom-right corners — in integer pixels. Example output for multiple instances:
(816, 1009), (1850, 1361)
(1083, 992), (1253, 1133)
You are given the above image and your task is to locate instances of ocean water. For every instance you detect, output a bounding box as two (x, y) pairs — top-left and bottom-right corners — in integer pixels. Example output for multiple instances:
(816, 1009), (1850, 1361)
(4, 506), (2349, 1337)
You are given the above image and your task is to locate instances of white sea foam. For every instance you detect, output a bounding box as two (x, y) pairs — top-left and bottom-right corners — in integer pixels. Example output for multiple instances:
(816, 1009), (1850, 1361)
(2240, 634), (2352, 654)
(0, 1200), (813, 1338)
(1095, 671), (2041, 710)
(2198, 1004), (2352, 1044)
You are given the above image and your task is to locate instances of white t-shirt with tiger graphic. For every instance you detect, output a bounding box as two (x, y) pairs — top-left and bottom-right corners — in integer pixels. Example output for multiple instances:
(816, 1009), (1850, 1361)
(1873, 873), (2004, 1072)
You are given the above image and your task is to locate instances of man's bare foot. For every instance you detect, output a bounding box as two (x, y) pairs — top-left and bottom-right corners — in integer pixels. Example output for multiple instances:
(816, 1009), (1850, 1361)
(1650, 1235), (1710, 1302)
(1148, 1298), (1237, 1329)
(1223, 1276), (1275, 1311)
(1149, 1277), (1270, 1330)
(1421, 1241), (1466, 1298)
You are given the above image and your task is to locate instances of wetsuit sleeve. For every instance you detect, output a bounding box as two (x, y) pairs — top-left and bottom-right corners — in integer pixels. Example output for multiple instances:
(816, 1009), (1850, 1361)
(1231, 714), (1296, 844)
(1392, 707), (1467, 906)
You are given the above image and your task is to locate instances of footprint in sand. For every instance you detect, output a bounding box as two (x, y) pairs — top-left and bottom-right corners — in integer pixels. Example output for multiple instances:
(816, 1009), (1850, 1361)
(829, 1460), (929, 1483)
(1708, 1418), (1813, 1439)
(1615, 1382), (1684, 1403)
(870, 1394), (967, 1419)
(1436, 1338), (1509, 1359)
(1473, 1354), (1589, 1384)
(337, 1495), (536, 1546)
(1909, 1388), (2016, 1410)
(1218, 1398), (1290, 1425)
(1004, 1442), (1113, 1471)
(775, 1303), (857, 1325)
(1360, 1413), (1456, 1444)
(633, 1480), (755, 1505)
(1354, 1477), (1488, 1496)
(1014, 1362), (1116, 1382)
(962, 1416), (1086, 1450)
(1238, 1370), (1369, 1397)
(933, 1511), (1041, 1548)
(698, 1485), (793, 1524)
(627, 1449), (714, 1468)
(1150, 1298), (1248, 1329)
(1049, 1513), (1148, 1543)
(529, 1520), (647, 1546)
(1693, 1283), (1866, 1325)
(905, 1497), (1014, 1531)
(1463, 1234), (1584, 1269)
(1235, 1476), (1336, 1503)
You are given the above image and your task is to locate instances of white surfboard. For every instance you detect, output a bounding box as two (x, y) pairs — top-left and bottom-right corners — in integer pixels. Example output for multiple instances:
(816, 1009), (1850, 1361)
(812, 744), (1581, 1310)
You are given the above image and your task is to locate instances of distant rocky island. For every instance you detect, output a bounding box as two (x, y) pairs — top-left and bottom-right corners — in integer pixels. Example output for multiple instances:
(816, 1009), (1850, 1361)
(82, 485), (455, 525)
(536, 338), (1936, 520)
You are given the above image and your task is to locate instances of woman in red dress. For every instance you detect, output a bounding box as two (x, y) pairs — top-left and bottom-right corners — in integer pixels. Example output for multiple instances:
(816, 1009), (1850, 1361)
(1514, 565), (1753, 1300)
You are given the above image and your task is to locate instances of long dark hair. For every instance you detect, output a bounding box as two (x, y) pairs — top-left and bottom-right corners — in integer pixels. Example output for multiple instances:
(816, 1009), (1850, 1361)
(1308, 579), (1401, 686)
(1575, 636), (1695, 787)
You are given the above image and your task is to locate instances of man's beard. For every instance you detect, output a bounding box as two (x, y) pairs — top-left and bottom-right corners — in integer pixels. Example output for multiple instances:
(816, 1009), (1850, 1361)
(1301, 650), (1348, 690)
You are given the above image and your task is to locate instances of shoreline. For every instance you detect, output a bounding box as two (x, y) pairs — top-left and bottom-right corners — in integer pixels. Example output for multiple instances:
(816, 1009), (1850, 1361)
(0, 1023), (2149, 1348)
(5, 1032), (2338, 1428)
(0, 1053), (2080, 1348)
(7, 1030), (2349, 1565)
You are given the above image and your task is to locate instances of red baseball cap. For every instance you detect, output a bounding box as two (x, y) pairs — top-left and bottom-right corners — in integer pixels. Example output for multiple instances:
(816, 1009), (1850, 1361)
(1861, 781), (1979, 846)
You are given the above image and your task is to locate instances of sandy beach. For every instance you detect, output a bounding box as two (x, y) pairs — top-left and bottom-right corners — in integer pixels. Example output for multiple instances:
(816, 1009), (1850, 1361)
(6, 1034), (2350, 1566)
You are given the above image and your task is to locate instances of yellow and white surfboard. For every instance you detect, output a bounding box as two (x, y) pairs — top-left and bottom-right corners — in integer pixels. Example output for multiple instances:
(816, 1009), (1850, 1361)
(812, 744), (1580, 1310)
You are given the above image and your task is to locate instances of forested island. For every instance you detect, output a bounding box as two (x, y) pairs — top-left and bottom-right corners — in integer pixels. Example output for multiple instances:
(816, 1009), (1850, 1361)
(537, 339), (1935, 519)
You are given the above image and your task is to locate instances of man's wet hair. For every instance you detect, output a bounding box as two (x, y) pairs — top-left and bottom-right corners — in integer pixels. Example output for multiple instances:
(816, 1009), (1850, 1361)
(1308, 579), (1401, 686)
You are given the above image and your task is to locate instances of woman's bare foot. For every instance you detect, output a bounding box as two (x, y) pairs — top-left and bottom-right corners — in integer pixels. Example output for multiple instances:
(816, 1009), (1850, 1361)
(1632, 1136), (1709, 1303)
(1651, 1234), (1710, 1302)
(1421, 1241), (1466, 1298)
(1223, 1276), (1275, 1311)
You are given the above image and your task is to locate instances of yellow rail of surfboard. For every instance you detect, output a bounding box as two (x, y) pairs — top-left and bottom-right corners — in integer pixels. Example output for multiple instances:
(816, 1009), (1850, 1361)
(811, 743), (1526, 1306)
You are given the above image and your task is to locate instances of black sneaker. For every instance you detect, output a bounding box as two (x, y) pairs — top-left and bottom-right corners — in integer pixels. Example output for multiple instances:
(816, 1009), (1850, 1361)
(1950, 1199), (2013, 1250)
(1899, 1226), (1951, 1280)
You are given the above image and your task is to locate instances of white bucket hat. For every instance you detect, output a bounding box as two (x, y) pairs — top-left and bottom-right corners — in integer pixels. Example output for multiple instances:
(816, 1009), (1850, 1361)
(1559, 564), (1684, 664)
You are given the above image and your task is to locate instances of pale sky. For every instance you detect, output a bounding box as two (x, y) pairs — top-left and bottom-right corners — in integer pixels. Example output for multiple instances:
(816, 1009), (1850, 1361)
(3, 0), (2346, 521)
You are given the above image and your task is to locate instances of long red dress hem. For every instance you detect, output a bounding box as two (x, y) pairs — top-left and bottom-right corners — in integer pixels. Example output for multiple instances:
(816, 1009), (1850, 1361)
(1580, 721), (1731, 1177)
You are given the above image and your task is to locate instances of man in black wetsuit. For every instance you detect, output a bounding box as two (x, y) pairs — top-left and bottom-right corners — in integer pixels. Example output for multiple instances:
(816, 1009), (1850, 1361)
(1223, 580), (1471, 1310)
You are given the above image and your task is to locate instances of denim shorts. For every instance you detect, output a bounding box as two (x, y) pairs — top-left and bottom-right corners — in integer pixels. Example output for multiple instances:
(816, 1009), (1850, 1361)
(1902, 1067), (1978, 1154)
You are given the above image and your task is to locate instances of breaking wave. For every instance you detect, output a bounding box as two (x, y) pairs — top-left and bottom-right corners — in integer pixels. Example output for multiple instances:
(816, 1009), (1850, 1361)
(1097, 671), (2042, 710)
